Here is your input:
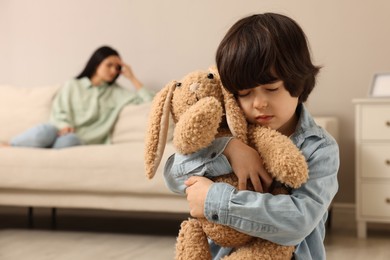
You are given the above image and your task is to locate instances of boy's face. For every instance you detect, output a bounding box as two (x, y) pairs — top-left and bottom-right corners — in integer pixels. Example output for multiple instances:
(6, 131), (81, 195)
(237, 80), (299, 136)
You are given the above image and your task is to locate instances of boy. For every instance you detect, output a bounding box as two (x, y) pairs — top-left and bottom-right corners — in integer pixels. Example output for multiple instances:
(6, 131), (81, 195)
(165, 13), (339, 259)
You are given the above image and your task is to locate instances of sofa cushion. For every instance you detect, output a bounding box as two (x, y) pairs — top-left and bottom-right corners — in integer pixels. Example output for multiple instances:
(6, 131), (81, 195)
(0, 85), (60, 142)
(112, 102), (174, 144)
(0, 142), (177, 196)
(112, 102), (152, 144)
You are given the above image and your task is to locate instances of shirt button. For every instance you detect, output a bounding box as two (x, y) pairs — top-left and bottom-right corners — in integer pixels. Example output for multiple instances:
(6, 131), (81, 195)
(212, 214), (219, 221)
(210, 152), (217, 158)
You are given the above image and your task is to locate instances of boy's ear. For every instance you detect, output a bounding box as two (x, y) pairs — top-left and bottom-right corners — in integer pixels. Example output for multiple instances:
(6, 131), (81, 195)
(144, 81), (175, 179)
(222, 87), (248, 144)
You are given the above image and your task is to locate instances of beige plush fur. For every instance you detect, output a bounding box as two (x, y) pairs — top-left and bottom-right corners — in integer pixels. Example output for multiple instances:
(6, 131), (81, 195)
(144, 68), (308, 260)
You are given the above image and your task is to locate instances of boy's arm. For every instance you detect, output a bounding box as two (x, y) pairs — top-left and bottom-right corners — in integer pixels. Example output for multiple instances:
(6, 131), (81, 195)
(163, 137), (233, 194)
(223, 138), (273, 192)
(204, 138), (340, 245)
(163, 136), (273, 194)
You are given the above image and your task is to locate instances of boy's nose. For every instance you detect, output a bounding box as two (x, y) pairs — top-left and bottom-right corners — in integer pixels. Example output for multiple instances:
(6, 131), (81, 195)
(254, 96), (268, 109)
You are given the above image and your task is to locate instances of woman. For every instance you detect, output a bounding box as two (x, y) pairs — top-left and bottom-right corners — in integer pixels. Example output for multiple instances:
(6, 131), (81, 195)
(6, 46), (154, 148)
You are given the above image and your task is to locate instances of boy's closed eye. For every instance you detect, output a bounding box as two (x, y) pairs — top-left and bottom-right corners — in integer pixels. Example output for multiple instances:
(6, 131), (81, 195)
(266, 87), (279, 92)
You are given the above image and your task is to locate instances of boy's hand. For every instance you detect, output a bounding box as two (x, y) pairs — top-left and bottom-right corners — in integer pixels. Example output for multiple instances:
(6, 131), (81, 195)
(223, 138), (273, 192)
(185, 176), (213, 218)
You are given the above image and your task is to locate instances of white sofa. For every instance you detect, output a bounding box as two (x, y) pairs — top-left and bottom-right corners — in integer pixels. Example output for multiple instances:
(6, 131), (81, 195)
(0, 85), (188, 215)
(0, 85), (339, 219)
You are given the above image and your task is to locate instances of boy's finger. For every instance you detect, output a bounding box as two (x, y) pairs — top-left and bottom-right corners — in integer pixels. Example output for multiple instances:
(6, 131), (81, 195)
(237, 178), (247, 191)
(251, 175), (263, 193)
(184, 176), (199, 186)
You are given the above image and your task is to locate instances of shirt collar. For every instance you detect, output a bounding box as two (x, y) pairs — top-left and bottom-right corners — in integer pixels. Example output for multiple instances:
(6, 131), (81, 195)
(79, 77), (110, 89)
(290, 103), (323, 147)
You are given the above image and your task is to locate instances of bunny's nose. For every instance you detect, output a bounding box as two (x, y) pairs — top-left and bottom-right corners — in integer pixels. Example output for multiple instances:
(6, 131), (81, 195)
(189, 82), (199, 92)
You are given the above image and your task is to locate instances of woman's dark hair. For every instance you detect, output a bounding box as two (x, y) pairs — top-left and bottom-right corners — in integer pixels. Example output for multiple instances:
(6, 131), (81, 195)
(216, 13), (320, 103)
(76, 46), (120, 85)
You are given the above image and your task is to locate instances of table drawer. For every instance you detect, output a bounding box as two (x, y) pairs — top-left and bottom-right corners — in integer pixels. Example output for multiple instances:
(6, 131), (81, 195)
(361, 144), (390, 179)
(361, 105), (390, 140)
(361, 183), (390, 218)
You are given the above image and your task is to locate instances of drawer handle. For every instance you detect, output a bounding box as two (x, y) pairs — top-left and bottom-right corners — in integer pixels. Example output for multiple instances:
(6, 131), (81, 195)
(386, 160), (390, 166)
(387, 198), (390, 204)
(387, 121), (390, 127)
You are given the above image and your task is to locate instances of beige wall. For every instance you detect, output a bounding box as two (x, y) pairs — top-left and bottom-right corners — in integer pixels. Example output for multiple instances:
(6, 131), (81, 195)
(2, 0), (390, 205)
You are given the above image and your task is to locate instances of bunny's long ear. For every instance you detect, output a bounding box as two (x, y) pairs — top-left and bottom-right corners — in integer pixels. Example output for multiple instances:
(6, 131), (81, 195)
(144, 82), (175, 179)
(222, 87), (248, 144)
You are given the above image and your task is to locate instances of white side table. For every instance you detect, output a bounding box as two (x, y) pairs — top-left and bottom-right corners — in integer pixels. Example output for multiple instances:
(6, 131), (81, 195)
(353, 98), (390, 238)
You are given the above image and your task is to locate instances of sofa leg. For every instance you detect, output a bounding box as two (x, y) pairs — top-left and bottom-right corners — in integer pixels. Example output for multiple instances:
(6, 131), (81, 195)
(28, 207), (34, 229)
(51, 208), (57, 230)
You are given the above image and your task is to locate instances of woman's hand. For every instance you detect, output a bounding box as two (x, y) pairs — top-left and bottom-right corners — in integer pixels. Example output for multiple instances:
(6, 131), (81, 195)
(223, 138), (273, 192)
(119, 62), (135, 80)
(58, 127), (74, 136)
(119, 61), (143, 90)
(185, 176), (214, 218)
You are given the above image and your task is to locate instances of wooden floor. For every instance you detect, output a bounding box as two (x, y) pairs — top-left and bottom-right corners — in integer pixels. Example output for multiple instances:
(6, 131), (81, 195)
(324, 207), (390, 260)
(0, 206), (389, 259)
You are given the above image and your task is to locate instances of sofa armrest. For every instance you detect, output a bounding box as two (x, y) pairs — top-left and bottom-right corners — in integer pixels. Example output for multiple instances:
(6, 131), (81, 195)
(313, 116), (339, 142)
(0, 85), (60, 142)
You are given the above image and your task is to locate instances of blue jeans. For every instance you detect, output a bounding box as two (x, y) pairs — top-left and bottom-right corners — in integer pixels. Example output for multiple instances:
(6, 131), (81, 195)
(10, 123), (83, 149)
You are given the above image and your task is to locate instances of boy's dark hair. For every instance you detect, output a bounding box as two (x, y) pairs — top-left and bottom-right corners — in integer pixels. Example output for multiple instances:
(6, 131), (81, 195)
(76, 46), (120, 85)
(216, 13), (320, 103)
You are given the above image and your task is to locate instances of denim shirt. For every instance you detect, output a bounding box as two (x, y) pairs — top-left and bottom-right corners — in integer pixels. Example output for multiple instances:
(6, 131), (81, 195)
(164, 104), (339, 260)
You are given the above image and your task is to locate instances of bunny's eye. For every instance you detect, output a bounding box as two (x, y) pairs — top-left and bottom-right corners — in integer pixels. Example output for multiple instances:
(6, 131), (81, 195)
(207, 73), (214, 79)
(176, 82), (182, 87)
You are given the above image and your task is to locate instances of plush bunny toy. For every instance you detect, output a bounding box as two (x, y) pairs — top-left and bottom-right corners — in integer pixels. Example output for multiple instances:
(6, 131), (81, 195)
(144, 68), (308, 260)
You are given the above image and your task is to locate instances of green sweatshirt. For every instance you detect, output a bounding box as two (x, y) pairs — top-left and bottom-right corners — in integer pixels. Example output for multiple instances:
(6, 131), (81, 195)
(49, 77), (154, 144)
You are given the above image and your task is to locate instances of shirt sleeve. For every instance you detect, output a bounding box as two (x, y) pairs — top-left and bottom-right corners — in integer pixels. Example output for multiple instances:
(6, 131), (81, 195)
(136, 87), (155, 103)
(49, 82), (73, 129)
(163, 137), (234, 194)
(123, 87), (155, 105)
(203, 136), (339, 246)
